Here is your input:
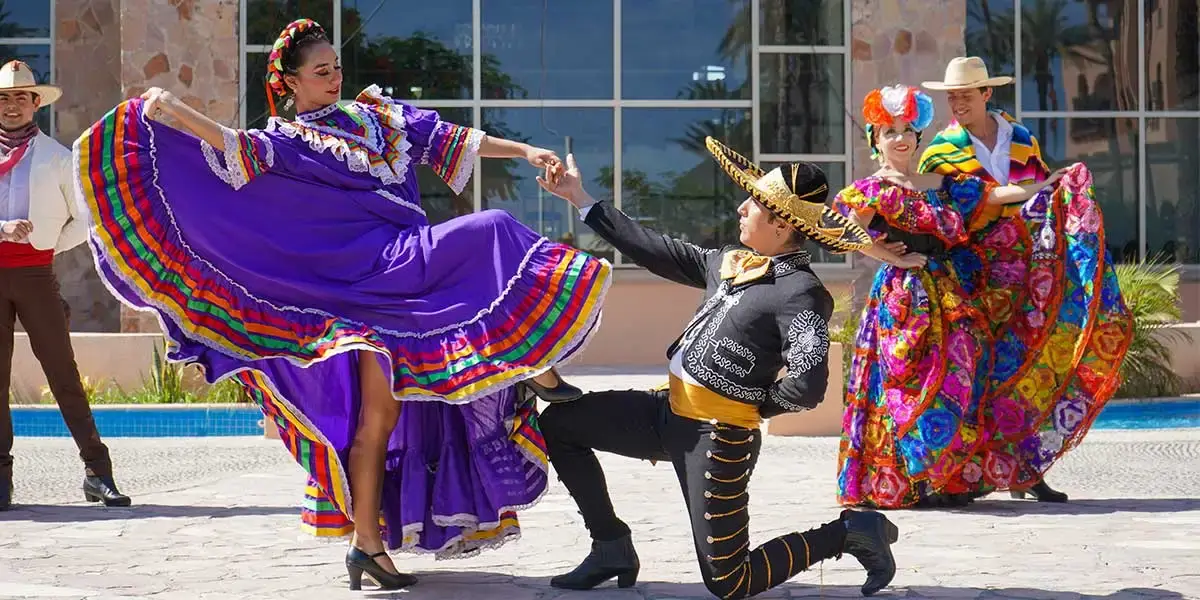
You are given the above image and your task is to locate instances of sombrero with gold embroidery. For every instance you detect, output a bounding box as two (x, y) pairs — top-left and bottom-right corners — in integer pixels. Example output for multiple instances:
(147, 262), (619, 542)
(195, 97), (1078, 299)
(705, 136), (871, 253)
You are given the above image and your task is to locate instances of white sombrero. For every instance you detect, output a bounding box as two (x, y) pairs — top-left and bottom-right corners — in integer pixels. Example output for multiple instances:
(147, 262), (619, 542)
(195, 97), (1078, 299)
(921, 56), (1013, 91)
(0, 60), (62, 105)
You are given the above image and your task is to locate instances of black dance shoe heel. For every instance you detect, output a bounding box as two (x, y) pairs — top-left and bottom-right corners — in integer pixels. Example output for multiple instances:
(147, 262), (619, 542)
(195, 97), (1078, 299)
(1010, 480), (1069, 502)
(526, 368), (584, 403)
(345, 546), (417, 591)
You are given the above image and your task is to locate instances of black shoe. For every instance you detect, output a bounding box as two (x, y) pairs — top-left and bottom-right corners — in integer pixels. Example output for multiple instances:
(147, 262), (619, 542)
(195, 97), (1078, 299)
(550, 535), (640, 590)
(345, 546), (417, 590)
(915, 492), (971, 508)
(1010, 480), (1069, 502)
(526, 369), (584, 404)
(0, 478), (10, 511)
(82, 474), (132, 507)
(841, 509), (898, 597)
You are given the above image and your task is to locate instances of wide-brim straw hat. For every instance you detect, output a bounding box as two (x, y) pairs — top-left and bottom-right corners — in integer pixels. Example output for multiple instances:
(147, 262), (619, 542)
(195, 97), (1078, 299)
(0, 60), (61, 105)
(705, 136), (871, 254)
(922, 56), (1014, 91)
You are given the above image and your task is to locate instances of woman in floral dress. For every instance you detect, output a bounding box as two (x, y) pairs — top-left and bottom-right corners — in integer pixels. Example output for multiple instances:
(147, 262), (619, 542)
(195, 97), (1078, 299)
(832, 85), (1133, 509)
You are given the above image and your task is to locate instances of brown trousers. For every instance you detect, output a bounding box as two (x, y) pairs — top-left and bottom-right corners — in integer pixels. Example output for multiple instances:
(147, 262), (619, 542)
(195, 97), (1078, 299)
(0, 264), (111, 480)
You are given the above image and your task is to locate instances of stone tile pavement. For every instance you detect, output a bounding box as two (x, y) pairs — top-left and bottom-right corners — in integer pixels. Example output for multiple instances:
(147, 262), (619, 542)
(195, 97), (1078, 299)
(1, 372), (1198, 600)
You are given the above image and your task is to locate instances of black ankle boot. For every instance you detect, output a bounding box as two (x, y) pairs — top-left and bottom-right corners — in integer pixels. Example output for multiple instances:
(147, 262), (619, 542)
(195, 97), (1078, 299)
(550, 535), (640, 590)
(0, 478), (10, 511)
(83, 473), (131, 507)
(1010, 480), (1069, 502)
(840, 509), (898, 596)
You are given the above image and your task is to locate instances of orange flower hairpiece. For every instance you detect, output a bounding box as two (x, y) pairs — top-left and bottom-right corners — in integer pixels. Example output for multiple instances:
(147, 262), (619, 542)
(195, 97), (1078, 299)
(861, 85), (934, 130)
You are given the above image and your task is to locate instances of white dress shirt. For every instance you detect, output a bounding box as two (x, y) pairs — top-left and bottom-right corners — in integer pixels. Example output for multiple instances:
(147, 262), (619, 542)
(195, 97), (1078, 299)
(967, 112), (1014, 184)
(0, 146), (35, 225)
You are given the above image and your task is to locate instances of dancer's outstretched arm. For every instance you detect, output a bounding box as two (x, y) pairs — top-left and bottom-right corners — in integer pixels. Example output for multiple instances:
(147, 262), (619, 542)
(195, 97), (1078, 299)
(987, 167), (1069, 205)
(141, 87), (229, 151)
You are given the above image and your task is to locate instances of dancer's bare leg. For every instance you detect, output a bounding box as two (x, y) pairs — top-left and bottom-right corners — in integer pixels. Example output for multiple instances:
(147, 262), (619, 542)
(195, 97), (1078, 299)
(347, 351), (404, 575)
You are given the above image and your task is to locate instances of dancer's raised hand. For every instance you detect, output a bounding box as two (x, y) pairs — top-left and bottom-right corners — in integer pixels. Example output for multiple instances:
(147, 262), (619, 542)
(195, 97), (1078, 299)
(525, 145), (561, 169)
(537, 153), (592, 209)
(140, 87), (175, 122)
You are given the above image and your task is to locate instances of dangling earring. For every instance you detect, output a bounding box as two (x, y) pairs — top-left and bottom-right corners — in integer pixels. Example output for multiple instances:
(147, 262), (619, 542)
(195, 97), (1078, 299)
(284, 96), (294, 110)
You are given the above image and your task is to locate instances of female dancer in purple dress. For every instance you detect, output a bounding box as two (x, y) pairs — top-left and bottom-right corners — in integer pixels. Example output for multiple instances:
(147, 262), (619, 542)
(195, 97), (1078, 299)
(72, 19), (610, 590)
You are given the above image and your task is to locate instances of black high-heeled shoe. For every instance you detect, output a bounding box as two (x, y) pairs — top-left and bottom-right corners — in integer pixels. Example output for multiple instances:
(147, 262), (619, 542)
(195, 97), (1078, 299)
(525, 368), (584, 403)
(1010, 480), (1069, 502)
(345, 546), (417, 590)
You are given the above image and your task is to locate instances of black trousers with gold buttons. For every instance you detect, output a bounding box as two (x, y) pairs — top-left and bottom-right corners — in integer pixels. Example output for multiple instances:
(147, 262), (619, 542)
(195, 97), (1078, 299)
(541, 388), (847, 600)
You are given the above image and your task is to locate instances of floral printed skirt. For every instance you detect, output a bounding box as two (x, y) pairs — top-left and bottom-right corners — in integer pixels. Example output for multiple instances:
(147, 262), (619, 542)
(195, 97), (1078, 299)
(836, 164), (1133, 508)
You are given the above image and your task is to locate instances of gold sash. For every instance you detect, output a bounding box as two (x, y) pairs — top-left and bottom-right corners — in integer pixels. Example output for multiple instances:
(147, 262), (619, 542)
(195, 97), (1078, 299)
(668, 375), (761, 430)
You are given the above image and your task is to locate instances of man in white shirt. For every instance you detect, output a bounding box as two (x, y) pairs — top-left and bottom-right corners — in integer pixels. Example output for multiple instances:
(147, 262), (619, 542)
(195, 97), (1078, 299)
(916, 57), (1068, 505)
(0, 60), (130, 510)
(917, 56), (1050, 187)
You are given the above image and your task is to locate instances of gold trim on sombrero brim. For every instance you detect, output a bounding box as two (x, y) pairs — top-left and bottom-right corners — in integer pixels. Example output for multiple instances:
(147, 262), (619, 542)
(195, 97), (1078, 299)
(704, 136), (871, 253)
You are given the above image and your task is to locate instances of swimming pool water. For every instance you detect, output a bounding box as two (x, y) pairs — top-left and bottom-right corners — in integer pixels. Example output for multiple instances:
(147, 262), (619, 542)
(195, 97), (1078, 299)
(10, 398), (1200, 437)
(1090, 399), (1200, 430)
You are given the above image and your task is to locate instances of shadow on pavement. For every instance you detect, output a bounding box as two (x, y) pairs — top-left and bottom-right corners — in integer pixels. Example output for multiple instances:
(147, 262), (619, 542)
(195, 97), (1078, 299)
(0, 503), (297, 522)
(943, 497), (1200, 516)
(348, 572), (1186, 600)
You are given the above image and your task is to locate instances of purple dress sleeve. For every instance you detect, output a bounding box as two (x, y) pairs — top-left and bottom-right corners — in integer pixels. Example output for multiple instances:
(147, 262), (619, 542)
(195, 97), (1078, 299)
(200, 127), (277, 190)
(394, 101), (484, 195)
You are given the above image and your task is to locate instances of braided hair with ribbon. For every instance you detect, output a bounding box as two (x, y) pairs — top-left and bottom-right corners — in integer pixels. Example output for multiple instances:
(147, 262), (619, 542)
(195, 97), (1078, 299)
(264, 18), (330, 116)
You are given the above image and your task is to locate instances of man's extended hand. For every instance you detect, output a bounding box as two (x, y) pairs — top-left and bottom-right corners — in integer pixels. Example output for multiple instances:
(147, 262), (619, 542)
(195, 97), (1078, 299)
(536, 153), (594, 209)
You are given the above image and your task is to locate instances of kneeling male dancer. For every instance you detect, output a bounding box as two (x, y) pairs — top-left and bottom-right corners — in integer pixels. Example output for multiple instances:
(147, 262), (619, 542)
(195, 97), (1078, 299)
(534, 138), (900, 599)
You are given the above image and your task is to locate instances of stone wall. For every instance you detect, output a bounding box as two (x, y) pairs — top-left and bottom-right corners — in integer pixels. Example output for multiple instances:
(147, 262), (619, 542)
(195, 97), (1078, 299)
(849, 0), (968, 180)
(846, 0), (968, 307)
(53, 0), (123, 332)
(119, 0), (240, 124)
(115, 0), (241, 332)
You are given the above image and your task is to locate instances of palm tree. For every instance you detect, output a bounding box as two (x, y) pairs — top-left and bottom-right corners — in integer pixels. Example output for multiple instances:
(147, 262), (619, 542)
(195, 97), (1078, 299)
(1113, 259), (1186, 398)
(1016, 0), (1096, 139)
(965, 0), (1017, 111)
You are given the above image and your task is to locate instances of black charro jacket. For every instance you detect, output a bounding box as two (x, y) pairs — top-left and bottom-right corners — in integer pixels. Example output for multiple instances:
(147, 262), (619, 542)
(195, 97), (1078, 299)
(583, 201), (833, 418)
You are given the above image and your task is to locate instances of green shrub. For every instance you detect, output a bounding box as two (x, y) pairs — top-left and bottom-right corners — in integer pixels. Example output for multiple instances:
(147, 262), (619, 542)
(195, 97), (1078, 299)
(1112, 259), (1185, 398)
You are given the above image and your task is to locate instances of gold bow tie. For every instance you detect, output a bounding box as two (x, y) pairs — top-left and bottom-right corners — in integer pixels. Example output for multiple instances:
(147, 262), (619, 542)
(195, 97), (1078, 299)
(719, 249), (772, 285)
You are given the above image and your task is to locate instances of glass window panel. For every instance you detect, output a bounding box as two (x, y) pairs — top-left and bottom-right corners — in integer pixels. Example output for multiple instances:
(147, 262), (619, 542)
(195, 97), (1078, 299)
(760, 160), (847, 263)
(417, 107), (476, 225)
(0, 1), (50, 37)
(1145, 118), (1200, 264)
(480, 0), (613, 100)
(341, 0), (472, 101)
(1145, 0), (1199, 111)
(1021, 0), (1137, 113)
(965, 0), (1016, 113)
(620, 108), (751, 254)
(479, 108), (613, 262)
(622, 0), (749, 100)
(0, 45), (51, 132)
(245, 0), (334, 45)
(759, 53), (845, 155)
(1024, 117), (1139, 263)
(759, 0), (844, 46)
